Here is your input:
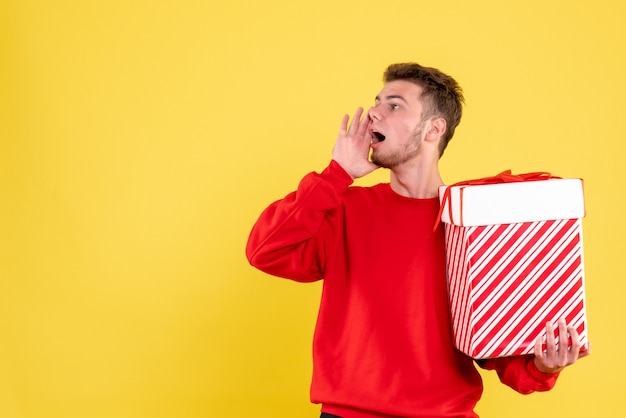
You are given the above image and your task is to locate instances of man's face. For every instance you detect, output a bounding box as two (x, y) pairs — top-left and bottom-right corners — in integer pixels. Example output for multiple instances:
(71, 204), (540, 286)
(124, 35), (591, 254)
(368, 80), (428, 168)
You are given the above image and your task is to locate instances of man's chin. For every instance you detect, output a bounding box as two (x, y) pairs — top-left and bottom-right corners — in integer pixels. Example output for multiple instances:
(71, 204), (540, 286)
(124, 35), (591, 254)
(371, 157), (393, 169)
(371, 151), (393, 168)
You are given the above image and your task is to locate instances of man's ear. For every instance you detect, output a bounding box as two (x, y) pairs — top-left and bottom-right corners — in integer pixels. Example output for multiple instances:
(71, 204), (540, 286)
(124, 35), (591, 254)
(424, 117), (447, 143)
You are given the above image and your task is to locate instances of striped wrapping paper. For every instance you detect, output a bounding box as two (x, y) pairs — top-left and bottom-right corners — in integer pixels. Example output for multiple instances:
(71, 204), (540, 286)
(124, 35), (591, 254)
(439, 175), (588, 359)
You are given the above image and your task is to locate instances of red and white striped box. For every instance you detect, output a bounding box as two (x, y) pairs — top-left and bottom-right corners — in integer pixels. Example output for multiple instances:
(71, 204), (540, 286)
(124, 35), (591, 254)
(438, 173), (588, 359)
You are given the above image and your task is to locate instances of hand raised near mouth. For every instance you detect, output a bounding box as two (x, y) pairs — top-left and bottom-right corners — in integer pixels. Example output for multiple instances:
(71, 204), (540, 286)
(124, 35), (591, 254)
(332, 107), (380, 179)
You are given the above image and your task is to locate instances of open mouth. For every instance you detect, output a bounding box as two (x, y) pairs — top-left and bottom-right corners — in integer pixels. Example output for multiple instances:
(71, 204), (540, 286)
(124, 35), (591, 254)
(372, 130), (386, 142)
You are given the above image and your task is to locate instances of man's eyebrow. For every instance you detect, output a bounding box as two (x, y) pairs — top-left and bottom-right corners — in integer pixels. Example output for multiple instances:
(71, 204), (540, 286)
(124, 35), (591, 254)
(374, 94), (409, 103)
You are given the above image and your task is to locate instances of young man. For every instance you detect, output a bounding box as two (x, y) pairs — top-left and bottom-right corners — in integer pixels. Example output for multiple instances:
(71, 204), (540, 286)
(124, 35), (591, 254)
(246, 63), (589, 417)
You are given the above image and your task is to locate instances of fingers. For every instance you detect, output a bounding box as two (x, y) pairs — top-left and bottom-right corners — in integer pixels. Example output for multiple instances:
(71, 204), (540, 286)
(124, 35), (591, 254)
(544, 321), (556, 364)
(567, 324), (582, 360)
(347, 107), (365, 136)
(534, 318), (590, 373)
(339, 114), (350, 135)
(534, 333), (544, 360)
(546, 319), (576, 367)
(341, 107), (370, 140)
(355, 108), (371, 138)
(557, 318), (569, 367)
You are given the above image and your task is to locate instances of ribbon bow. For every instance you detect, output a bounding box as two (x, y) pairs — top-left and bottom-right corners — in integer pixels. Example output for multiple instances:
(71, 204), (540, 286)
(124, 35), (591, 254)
(434, 170), (561, 231)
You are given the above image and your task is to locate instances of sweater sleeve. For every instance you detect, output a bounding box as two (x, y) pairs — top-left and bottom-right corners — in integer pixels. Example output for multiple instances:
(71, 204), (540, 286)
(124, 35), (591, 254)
(246, 160), (354, 282)
(477, 355), (560, 394)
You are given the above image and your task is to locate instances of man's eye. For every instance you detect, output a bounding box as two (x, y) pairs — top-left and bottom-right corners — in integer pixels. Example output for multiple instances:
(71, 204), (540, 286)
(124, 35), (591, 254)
(390, 103), (400, 110)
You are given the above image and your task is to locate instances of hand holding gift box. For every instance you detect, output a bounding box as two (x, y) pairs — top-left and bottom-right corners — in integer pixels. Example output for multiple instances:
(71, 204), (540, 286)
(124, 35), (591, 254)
(438, 170), (590, 360)
(533, 317), (590, 373)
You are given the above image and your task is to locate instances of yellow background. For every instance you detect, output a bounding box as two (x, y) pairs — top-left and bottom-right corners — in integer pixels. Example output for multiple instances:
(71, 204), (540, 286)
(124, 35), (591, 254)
(2, 0), (625, 417)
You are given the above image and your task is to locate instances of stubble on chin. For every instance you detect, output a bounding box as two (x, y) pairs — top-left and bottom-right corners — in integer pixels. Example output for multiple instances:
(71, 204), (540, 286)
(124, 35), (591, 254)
(370, 126), (425, 169)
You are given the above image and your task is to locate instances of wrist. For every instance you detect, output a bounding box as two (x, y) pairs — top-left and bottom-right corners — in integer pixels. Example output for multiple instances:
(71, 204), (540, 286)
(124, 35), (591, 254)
(324, 160), (355, 185)
(532, 356), (562, 375)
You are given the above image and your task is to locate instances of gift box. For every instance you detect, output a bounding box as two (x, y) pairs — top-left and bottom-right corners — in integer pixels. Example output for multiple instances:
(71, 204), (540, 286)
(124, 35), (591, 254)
(438, 171), (589, 359)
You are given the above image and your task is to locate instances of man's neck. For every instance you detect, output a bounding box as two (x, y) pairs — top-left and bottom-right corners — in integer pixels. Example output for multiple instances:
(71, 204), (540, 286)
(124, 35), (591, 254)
(389, 156), (443, 199)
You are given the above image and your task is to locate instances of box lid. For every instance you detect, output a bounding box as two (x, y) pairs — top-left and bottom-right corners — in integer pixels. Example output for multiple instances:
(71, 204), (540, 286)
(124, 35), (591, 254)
(438, 178), (585, 226)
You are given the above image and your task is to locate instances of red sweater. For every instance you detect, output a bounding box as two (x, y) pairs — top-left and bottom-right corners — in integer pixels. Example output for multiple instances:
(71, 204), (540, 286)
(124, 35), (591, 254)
(246, 161), (559, 418)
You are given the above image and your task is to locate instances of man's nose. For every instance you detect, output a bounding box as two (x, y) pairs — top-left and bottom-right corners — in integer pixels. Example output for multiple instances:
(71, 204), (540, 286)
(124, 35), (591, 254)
(368, 106), (381, 121)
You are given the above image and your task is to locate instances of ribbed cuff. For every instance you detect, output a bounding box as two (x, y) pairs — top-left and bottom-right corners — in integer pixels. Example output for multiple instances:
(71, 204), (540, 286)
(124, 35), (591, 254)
(526, 357), (560, 389)
(321, 160), (354, 191)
